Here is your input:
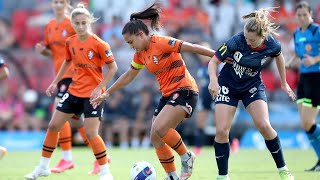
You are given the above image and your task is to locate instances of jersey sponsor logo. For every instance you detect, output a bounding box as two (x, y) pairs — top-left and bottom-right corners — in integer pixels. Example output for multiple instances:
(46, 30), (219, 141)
(105, 50), (113, 57)
(245, 68), (259, 77)
(62, 29), (67, 37)
(168, 39), (176, 46)
(219, 43), (227, 56)
(216, 86), (230, 102)
(233, 51), (243, 62)
(261, 56), (268, 65)
(233, 62), (246, 78)
(88, 51), (94, 59)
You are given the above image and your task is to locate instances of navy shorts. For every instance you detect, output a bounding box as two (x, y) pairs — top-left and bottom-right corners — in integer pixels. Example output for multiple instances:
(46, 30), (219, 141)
(215, 80), (267, 108)
(56, 92), (104, 119)
(297, 73), (320, 108)
(154, 90), (199, 118)
(56, 78), (72, 98)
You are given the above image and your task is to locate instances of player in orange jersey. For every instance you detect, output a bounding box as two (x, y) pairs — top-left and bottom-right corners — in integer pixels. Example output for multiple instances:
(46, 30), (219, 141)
(34, 0), (105, 175)
(91, 3), (214, 180)
(25, 3), (117, 180)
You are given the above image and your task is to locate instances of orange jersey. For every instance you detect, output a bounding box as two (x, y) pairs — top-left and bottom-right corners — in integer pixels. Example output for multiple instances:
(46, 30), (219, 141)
(131, 35), (198, 97)
(65, 34), (115, 98)
(44, 17), (76, 78)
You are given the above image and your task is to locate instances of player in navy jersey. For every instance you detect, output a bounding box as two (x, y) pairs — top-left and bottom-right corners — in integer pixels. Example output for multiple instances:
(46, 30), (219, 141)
(0, 56), (9, 80)
(286, 1), (320, 172)
(208, 8), (295, 180)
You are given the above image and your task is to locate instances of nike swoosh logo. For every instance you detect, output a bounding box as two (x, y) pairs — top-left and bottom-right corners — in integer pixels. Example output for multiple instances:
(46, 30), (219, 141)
(216, 155), (225, 159)
(271, 148), (280, 154)
(250, 92), (257, 98)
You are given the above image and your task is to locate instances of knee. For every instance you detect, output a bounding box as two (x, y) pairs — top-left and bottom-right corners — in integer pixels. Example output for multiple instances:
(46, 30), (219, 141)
(256, 122), (272, 135)
(47, 123), (61, 132)
(85, 128), (98, 140)
(215, 127), (229, 140)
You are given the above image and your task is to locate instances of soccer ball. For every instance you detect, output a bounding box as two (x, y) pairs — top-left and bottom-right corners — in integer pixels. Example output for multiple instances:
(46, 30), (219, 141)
(0, 146), (7, 160)
(130, 161), (156, 180)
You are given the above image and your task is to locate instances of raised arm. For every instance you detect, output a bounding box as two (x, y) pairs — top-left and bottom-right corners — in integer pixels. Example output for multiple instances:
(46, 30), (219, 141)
(180, 41), (215, 57)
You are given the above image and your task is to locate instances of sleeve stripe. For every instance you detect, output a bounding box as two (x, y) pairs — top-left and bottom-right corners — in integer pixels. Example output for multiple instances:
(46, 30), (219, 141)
(131, 61), (144, 69)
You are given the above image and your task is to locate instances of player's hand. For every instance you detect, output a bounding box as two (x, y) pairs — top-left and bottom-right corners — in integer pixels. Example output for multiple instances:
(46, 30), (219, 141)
(35, 42), (46, 54)
(303, 54), (317, 67)
(90, 86), (103, 102)
(281, 82), (296, 101)
(46, 83), (57, 97)
(224, 57), (234, 64)
(208, 80), (220, 100)
(90, 91), (110, 109)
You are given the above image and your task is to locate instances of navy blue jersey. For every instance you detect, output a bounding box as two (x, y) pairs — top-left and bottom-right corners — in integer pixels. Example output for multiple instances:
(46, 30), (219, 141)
(293, 23), (320, 74)
(0, 56), (5, 68)
(215, 32), (281, 91)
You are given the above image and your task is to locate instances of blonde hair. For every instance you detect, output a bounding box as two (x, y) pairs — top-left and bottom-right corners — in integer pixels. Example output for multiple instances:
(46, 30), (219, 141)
(242, 7), (279, 37)
(71, 3), (98, 23)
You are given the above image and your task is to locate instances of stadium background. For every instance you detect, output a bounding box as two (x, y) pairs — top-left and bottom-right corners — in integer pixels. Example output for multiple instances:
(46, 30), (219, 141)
(0, 0), (320, 151)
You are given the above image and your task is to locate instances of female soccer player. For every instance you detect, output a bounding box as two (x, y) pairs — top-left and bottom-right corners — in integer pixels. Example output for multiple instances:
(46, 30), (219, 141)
(34, 0), (102, 174)
(286, 1), (320, 171)
(25, 3), (117, 180)
(208, 8), (295, 180)
(90, 3), (215, 180)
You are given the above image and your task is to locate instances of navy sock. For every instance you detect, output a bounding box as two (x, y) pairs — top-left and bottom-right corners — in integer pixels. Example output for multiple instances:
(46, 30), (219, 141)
(265, 136), (285, 168)
(214, 141), (230, 175)
(306, 124), (320, 159)
(194, 128), (204, 147)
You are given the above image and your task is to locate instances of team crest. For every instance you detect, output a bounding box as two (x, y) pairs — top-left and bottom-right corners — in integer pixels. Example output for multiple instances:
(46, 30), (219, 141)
(62, 29), (67, 37)
(153, 56), (159, 64)
(88, 51), (94, 59)
(305, 44), (312, 52)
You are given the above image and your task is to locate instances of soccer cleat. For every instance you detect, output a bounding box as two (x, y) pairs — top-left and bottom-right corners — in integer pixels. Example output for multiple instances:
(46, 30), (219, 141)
(165, 175), (180, 180)
(216, 175), (230, 180)
(180, 151), (196, 180)
(279, 170), (294, 180)
(51, 159), (74, 173)
(305, 160), (320, 172)
(24, 166), (51, 180)
(98, 172), (113, 180)
(88, 155), (111, 175)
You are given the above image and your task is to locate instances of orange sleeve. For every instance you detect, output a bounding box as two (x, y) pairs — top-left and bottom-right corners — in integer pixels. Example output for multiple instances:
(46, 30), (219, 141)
(157, 36), (183, 53)
(98, 41), (115, 64)
(131, 53), (144, 70)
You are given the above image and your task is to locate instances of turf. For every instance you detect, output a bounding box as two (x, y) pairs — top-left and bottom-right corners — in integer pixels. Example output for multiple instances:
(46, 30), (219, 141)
(1, 147), (319, 179)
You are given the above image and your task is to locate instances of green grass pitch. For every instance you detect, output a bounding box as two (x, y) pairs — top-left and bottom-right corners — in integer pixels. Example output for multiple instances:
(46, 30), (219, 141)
(1, 147), (320, 179)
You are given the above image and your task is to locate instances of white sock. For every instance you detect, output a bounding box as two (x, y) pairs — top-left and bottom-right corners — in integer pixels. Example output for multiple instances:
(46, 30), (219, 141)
(100, 163), (110, 174)
(180, 152), (190, 161)
(217, 174), (229, 178)
(39, 157), (50, 169)
(278, 165), (288, 172)
(167, 171), (179, 179)
(141, 136), (150, 148)
(62, 150), (72, 161)
(131, 137), (140, 148)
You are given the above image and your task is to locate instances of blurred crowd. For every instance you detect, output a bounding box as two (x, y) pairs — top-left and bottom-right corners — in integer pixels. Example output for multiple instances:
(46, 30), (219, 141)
(1, 0), (320, 147)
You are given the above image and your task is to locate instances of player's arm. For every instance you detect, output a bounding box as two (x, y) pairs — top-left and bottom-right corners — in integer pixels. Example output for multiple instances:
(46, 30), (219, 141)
(275, 53), (296, 101)
(98, 61), (118, 89)
(108, 68), (141, 94)
(285, 53), (300, 68)
(0, 66), (9, 80)
(208, 55), (221, 97)
(46, 60), (72, 96)
(180, 41), (215, 57)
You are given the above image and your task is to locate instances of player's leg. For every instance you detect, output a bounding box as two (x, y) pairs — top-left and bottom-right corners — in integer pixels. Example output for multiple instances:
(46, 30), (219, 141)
(246, 100), (294, 180)
(297, 73), (320, 171)
(151, 90), (198, 180)
(83, 100), (112, 179)
(25, 110), (74, 180)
